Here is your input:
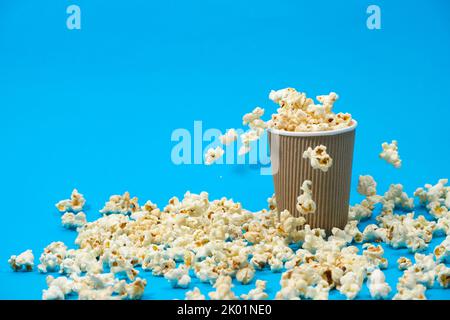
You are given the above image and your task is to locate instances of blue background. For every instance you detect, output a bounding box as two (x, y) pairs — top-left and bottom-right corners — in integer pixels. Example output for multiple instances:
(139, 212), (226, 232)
(0, 0), (449, 299)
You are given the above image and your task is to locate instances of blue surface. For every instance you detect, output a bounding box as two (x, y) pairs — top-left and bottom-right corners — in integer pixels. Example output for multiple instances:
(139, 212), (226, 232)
(0, 0), (449, 299)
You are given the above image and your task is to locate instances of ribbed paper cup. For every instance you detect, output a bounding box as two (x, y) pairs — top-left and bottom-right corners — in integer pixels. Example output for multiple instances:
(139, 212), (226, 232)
(268, 121), (357, 234)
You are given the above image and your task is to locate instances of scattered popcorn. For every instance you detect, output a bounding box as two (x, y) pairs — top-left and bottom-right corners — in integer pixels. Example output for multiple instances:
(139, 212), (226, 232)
(61, 212), (87, 230)
(164, 265), (191, 288)
(55, 189), (86, 213)
(10, 177), (450, 300)
(219, 129), (238, 145)
(367, 269), (391, 299)
(296, 180), (316, 215)
(302, 145), (333, 172)
(185, 287), (206, 300)
(204, 146), (225, 165)
(8, 249), (34, 272)
(241, 280), (269, 300)
(379, 140), (401, 168)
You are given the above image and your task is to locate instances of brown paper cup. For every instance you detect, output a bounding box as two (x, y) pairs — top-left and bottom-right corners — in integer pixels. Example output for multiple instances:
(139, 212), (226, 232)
(268, 121), (357, 234)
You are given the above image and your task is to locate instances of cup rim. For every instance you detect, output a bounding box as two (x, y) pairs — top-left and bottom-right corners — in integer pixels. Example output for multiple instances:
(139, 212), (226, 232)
(267, 120), (358, 137)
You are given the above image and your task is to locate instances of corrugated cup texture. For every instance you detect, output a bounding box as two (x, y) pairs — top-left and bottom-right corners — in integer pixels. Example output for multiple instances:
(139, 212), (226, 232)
(269, 129), (356, 234)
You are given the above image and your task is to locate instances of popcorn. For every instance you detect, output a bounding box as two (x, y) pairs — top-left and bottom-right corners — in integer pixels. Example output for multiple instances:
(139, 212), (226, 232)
(100, 192), (139, 215)
(12, 180), (450, 301)
(8, 249), (34, 272)
(236, 266), (255, 284)
(219, 129), (238, 145)
(296, 180), (316, 215)
(367, 269), (391, 299)
(208, 275), (238, 300)
(338, 271), (363, 300)
(434, 235), (449, 263)
(42, 275), (74, 300)
(378, 212), (434, 252)
(362, 224), (387, 242)
(241, 280), (269, 300)
(383, 184), (414, 210)
(268, 88), (353, 132)
(436, 266), (450, 288)
(243, 107), (265, 127)
(357, 175), (377, 197)
(362, 244), (388, 270)
(55, 189), (86, 213)
(302, 145), (333, 172)
(61, 212), (87, 230)
(185, 287), (206, 300)
(204, 146), (224, 165)
(393, 284), (427, 300)
(115, 278), (147, 300)
(379, 140), (402, 168)
(414, 179), (450, 219)
(397, 257), (412, 271)
(164, 265), (191, 288)
(38, 242), (67, 273)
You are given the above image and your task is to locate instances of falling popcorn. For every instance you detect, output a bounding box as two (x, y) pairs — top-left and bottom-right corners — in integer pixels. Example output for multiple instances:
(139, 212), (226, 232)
(204, 146), (224, 165)
(302, 145), (333, 172)
(379, 140), (402, 168)
(219, 129), (238, 145)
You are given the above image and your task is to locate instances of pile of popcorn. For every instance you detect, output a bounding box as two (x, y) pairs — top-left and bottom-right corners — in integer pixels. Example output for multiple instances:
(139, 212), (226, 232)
(9, 174), (450, 300)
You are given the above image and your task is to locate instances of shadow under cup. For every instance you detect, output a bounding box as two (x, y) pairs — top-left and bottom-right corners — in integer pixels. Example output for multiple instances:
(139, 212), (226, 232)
(268, 121), (357, 234)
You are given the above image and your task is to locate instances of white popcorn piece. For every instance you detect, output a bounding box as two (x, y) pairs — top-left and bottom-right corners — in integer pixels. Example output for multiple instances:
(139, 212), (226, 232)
(302, 145), (333, 172)
(296, 180), (316, 215)
(397, 257), (412, 271)
(379, 140), (402, 168)
(219, 129), (238, 145)
(363, 244), (388, 270)
(204, 146), (224, 165)
(393, 284), (427, 300)
(61, 212), (87, 230)
(436, 266), (450, 288)
(55, 189), (86, 213)
(338, 271), (363, 300)
(367, 269), (391, 299)
(115, 278), (147, 300)
(236, 266), (255, 284)
(42, 284), (65, 300)
(434, 235), (450, 263)
(164, 265), (191, 288)
(38, 242), (67, 273)
(185, 287), (206, 300)
(208, 275), (238, 300)
(42, 275), (74, 300)
(357, 175), (377, 197)
(241, 280), (269, 300)
(8, 249), (34, 272)
(383, 184), (414, 210)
